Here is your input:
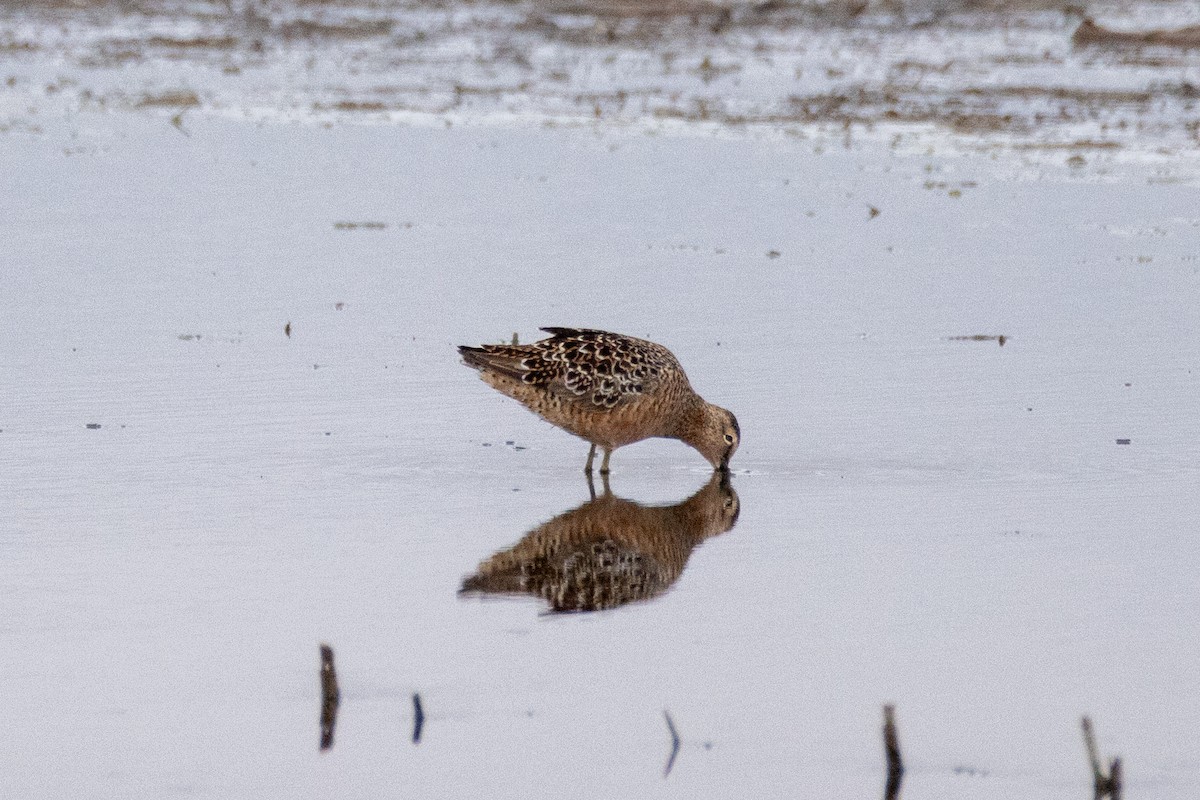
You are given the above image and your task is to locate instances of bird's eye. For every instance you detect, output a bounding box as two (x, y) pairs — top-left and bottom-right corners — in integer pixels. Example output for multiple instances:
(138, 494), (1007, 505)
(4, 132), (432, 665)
(724, 434), (734, 444)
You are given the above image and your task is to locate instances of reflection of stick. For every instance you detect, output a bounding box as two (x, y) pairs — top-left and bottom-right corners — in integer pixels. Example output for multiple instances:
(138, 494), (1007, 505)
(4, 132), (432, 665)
(319, 644), (340, 751)
(412, 693), (425, 744)
(663, 710), (681, 778)
(883, 705), (904, 800)
(1081, 716), (1123, 799)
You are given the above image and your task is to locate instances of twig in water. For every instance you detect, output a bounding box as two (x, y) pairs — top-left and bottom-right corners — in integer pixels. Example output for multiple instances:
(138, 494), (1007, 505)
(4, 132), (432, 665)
(883, 704), (904, 800)
(412, 692), (425, 744)
(319, 644), (340, 751)
(663, 710), (681, 778)
(1081, 716), (1123, 799)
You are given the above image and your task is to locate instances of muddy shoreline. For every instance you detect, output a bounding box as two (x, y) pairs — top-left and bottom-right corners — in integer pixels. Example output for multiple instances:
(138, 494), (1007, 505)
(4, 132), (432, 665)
(2, 0), (1199, 167)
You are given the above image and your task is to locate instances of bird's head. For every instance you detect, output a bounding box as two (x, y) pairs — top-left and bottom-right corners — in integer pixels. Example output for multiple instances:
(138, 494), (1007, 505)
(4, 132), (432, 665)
(682, 403), (740, 471)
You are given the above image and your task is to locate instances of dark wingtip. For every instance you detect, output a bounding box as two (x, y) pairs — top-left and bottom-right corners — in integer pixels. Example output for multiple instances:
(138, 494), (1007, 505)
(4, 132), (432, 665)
(458, 344), (487, 369)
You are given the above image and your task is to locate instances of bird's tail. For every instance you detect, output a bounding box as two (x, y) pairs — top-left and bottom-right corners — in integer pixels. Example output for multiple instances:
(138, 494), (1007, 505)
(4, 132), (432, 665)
(458, 344), (528, 382)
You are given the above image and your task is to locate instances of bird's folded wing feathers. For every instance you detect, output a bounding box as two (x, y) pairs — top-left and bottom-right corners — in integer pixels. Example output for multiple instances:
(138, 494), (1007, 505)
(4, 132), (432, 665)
(462, 331), (670, 410)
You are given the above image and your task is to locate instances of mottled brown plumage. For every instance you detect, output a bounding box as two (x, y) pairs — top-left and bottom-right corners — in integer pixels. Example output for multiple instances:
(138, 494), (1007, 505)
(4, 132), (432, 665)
(460, 471), (739, 612)
(459, 328), (739, 473)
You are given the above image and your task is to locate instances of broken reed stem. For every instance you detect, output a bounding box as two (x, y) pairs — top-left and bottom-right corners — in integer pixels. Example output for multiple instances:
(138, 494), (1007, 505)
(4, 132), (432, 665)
(1081, 716), (1123, 799)
(882, 705), (904, 800)
(663, 710), (681, 778)
(1082, 716), (1104, 784)
(1108, 758), (1123, 800)
(319, 644), (340, 751)
(412, 692), (425, 744)
(883, 705), (904, 775)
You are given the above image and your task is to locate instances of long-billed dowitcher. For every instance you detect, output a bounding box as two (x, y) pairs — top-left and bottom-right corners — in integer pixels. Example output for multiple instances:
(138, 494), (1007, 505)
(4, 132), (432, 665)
(458, 327), (739, 474)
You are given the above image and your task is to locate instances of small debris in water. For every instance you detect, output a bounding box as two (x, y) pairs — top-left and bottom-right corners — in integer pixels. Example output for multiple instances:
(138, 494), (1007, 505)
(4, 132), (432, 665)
(948, 334), (1007, 346)
(511, 332), (519, 345)
(1067, 154), (1086, 168)
(513, 445), (527, 451)
(952, 765), (989, 777)
(177, 333), (201, 341)
(1116, 438), (1131, 445)
(333, 221), (387, 230)
(136, 90), (200, 108)
(86, 423), (101, 429)
(868, 205), (880, 219)
(324, 432), (331, 436)
(766, 250), (781, 259)
(284, 322), (291, 338)
(505, 440), (514, 445)
(335, 302), (344, 310)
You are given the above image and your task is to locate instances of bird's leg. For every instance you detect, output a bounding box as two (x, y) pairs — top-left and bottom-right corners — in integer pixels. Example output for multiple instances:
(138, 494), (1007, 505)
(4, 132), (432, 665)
(599, 448), (612, 475)
(586, 470), (597, 501)
(584, 443), (596, 475)
(599, 470), (612, 497)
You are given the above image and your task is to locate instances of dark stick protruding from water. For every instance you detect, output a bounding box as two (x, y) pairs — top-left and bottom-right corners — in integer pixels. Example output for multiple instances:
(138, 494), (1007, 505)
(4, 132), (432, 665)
(663, 710), (681, 778)
(412, 692), (425, 744)
(319, 644), (340, 751)
(883, 704), (904, 800)
(1082, 716), (1123, 799)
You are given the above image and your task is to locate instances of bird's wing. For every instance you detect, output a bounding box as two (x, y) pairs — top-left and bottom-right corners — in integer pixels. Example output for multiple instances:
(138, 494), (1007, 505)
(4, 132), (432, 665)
(462, 329), (675, 410)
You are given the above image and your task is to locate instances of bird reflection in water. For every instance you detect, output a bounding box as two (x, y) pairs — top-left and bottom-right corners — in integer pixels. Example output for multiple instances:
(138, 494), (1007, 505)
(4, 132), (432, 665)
(460, 472), (739, 613)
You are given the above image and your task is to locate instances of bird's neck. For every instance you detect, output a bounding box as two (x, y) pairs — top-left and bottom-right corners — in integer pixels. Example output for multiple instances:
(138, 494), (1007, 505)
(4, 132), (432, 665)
(670, 395), (709, 444)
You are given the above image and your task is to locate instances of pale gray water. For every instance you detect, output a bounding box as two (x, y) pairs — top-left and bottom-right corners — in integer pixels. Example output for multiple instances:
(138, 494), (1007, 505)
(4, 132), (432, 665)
(3, 115), (1199, 798)
(2, 4), (1200, 796)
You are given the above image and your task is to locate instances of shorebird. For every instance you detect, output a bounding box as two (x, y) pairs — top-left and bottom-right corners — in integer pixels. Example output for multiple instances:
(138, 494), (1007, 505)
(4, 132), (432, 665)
(458, 328), (739, 474)
(459, 471), (740, 612)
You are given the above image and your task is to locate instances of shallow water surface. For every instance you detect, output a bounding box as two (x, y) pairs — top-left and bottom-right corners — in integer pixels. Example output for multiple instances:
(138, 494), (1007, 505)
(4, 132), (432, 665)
(2, 116), (1199, 798)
